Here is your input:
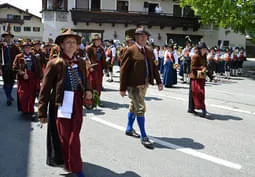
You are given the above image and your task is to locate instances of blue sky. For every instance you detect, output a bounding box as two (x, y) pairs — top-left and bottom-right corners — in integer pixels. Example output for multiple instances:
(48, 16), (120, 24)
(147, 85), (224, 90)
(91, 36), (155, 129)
(0, 0), (42, 17)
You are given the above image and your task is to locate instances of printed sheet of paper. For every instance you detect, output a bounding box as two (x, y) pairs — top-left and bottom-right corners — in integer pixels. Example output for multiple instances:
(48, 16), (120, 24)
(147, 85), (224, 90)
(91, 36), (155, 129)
(57, 91), (74, 119)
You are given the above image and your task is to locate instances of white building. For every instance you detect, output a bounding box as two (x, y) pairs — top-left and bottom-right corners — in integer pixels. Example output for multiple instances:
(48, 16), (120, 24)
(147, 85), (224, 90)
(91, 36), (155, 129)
(41, 0), (246, 48)
(0, 3), (43, 41)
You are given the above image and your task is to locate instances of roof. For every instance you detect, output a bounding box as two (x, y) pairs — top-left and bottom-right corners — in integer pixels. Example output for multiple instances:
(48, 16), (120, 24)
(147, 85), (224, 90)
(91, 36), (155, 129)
(0, 3), (41, 20)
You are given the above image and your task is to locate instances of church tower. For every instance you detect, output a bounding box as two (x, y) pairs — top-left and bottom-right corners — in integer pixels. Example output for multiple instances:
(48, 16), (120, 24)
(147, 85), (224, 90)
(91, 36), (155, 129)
(41, 0), (72, 42)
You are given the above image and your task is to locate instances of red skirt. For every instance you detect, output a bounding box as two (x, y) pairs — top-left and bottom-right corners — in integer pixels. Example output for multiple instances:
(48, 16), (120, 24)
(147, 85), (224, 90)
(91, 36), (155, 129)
(191, 79), (206, 110)
(88, 62), (103, 96)
(56, 91), (83, 172)
(17, 71), (38, 113)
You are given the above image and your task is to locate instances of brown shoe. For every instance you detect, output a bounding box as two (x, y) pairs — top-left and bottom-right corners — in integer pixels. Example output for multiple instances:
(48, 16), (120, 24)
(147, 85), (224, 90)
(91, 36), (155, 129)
(125, 129), (140, 138)
(141, 137), (154, 149)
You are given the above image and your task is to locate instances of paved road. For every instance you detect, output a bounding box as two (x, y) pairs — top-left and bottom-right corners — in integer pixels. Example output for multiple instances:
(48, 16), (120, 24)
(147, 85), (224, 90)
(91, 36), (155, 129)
(0, 60), (255, 177)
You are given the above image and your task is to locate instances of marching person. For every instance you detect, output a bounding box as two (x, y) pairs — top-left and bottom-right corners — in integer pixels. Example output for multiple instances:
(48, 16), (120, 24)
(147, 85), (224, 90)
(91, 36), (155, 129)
(86, 34), (106, 106)
(0, 25), (20, 106)
(13, 41), (42, 120)
(118, 36), (134, 66)
(105, 39), (116, 82)
(237, 47), (246, 75)
(223, 48), (232, 79)
(231, 47), (239, 76)
(181, 36), (192, 83)
(207, 47), (216, 82)
(38, 29), (92, 177)
(188, 43), (208, 117)
(120, 26), (163, 149)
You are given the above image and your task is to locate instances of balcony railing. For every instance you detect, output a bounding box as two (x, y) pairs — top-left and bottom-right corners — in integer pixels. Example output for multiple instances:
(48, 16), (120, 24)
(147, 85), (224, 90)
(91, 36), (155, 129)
(70, 8), (200, 30)
(0, 18), (24, 24)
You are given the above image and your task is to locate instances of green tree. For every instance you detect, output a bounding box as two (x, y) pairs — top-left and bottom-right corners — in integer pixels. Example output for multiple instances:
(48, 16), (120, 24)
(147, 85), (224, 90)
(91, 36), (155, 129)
(180, 0), (255, 40)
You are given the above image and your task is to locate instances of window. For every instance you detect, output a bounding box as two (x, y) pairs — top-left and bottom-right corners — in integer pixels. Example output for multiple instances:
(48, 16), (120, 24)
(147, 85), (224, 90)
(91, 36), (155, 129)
(24, 27), (31, 31)
(24, 16), (32, 20)
(33, 27), (40, 32)
(14, 26), (21, 32)
(117, 0), (128, 12)
(3, 26), (6, 31)
(223, 40), (229, 47)
(7, 14), (21, 20)
(76, 0), (89, 9)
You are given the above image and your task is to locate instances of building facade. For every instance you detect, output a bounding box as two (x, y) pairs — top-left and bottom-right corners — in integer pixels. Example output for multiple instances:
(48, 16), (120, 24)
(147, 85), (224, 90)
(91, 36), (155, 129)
(0, 3), (43, 41)
(41, 0), (246, 48)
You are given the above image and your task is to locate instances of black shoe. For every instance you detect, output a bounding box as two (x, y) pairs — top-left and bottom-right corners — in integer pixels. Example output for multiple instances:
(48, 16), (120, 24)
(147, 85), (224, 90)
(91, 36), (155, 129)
(141, 137), (154, 149)
(6, 100), (12, 106)
(188, 110), (197, 114)
(107, 79), (113, 82)
(47, 160), (64, 167)
(125, 129), (140, 138)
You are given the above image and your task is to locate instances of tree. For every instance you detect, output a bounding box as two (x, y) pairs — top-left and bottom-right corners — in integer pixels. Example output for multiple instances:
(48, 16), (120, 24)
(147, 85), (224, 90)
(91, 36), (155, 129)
(180, 0), (255, 40)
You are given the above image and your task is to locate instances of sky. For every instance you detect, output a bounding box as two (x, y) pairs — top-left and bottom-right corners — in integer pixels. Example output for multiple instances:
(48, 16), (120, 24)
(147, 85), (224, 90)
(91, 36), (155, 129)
(0, 0), (42, 17)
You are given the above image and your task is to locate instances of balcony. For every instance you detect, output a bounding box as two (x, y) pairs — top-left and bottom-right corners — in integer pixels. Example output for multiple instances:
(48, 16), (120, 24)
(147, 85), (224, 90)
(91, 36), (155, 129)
(70, 9), (200, 30)
(0, 18), (24, 25)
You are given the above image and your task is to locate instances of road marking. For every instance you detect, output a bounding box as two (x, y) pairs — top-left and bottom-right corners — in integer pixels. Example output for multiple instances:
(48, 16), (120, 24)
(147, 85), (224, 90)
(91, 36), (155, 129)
(103, 82), (254, 115)
(88, 116), (242, 170)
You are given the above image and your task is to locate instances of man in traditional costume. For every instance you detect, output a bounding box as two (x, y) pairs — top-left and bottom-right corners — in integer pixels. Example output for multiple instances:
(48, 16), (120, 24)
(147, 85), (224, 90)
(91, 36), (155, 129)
(118, 36), (134, 66)
(86, 34), (106, 106)
(120, 26), (163, 149)
(105, 39), (116, 82)
(0, 25), (20, 105)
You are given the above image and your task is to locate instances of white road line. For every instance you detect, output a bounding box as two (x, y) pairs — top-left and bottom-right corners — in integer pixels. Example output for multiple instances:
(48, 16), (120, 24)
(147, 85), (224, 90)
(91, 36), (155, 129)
(103, 82), (254, 115)
(87, 116), (242, 170)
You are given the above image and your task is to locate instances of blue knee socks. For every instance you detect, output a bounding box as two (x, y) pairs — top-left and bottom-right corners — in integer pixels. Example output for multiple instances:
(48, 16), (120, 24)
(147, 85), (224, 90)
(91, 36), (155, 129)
(137, 116), (147, 138)
(126, 112), (136, 132)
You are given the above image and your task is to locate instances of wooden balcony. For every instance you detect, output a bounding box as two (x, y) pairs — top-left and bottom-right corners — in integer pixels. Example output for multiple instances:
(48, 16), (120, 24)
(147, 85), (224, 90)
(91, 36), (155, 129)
(70, 9), (200, 30)
(0, 18), (24, 25)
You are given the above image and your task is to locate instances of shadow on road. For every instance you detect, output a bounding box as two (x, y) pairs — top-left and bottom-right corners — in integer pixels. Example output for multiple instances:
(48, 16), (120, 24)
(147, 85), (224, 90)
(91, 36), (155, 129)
(0, 87), (31, 177)
(98, 100), (129, 110)
(85, 108), (106, 115)
(102, 87), (119, 92)
(61, 162), (141, 177)
(145, 96), (162, 101)
(205, 112), (243, 121)
(152, 137), (204, 150)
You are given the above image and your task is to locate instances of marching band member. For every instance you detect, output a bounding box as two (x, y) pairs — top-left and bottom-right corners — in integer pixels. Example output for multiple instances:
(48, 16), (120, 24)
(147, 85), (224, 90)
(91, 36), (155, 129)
(13, 41), (42, 120)
(105, 39), (116, 82)
(86, 34), (106, 107)
(38, 29), (92, 177)
(119, 36), (134, 66)
(188, 43), (208, 117)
